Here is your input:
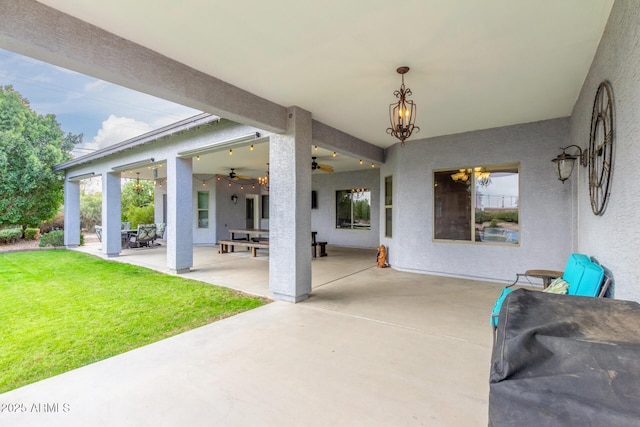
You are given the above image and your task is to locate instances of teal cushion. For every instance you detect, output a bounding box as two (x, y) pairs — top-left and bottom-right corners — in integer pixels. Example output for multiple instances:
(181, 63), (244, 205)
(563, 253), (604, 297)
(491, 287), (514, 327)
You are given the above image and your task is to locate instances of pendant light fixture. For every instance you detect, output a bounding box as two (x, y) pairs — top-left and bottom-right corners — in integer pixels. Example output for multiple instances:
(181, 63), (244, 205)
(387, 66), (419, 146)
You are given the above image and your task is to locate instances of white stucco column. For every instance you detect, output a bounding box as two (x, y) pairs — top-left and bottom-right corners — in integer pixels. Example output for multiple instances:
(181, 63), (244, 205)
(167, 156), (193, 273)
(269, 106), (313, 302)
(63, 178), (81, 247)
(102, 172), (122, 257)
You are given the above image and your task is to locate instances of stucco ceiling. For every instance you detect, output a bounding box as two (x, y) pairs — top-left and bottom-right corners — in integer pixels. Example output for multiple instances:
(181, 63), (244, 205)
(38, 0), (613, 150)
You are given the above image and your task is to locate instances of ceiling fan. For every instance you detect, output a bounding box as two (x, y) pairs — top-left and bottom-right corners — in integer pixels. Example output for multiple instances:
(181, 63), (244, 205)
(228, 168), (251, 180)
(312, 157), (334, 173)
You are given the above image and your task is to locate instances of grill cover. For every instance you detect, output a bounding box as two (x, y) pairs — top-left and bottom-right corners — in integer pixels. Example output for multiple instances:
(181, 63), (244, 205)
(489, 289), (640, 426)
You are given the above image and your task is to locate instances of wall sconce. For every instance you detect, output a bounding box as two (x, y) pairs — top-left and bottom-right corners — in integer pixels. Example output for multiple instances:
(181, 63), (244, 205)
(551, 145), (588, 183)
(231, 194), (238, 204)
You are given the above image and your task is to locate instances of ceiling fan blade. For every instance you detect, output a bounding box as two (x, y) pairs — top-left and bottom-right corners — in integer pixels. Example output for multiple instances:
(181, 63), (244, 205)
(236, 175), (252, 180)
(318, 163), (334, 173)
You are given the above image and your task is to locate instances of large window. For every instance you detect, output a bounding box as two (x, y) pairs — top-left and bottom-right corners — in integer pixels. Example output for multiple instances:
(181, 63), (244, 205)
(434, 164), (519, 244)
(336, 189), (371, 230)
(197, 191), (209, 228)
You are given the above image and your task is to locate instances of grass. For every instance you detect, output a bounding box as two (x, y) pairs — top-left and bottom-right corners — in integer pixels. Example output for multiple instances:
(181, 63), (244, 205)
(0, 250), (269, 393)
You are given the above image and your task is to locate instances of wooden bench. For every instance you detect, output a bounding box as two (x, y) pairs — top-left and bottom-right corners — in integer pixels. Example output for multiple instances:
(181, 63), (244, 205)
(311, 231), (327, 258)
(218, 239), (269, 257)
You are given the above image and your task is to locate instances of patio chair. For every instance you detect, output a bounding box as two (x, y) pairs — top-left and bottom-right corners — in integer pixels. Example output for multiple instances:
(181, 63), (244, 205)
(121, 222), (132, 231)
(129, 224), (156, 248)
(153, 223), (166, 245)
(95, 225), (102, 242)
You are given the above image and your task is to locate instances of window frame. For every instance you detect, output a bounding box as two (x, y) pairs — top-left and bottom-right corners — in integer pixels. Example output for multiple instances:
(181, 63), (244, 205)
(335, 188), (371, 231)
(433, 163), (520, 245)
(384, 175), (393, 238)
(197, 191), (209, 229)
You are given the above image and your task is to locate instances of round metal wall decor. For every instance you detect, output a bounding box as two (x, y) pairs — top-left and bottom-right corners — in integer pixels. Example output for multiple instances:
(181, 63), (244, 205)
(588, 81), (614, 216)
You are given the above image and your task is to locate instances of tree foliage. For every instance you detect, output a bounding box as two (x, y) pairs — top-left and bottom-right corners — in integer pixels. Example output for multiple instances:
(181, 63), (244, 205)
(80, 192), (102, 232)
(121, 179), (154, 222)
(0, 86), (80, 226)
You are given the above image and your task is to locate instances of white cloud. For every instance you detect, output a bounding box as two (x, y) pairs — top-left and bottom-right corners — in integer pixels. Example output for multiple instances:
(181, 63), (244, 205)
(94, 114), (153, 147)
(72, 114), (153, 157)
(84, 79), (108, 92)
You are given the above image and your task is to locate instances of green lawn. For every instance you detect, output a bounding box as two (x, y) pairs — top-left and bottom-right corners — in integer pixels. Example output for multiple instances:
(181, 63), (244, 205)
(0, 250), (269, 393)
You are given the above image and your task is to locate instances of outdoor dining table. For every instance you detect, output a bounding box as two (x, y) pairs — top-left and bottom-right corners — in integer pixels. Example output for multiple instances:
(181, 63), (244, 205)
(228, 228), (269, 241)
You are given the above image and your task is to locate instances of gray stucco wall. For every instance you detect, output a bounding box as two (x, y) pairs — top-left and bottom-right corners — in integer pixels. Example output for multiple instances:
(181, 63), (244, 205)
(569, 0), (640, 301)
(381, 118), (573, 283)
(311, 169), (380, 249)
(214, 179), (268, 244)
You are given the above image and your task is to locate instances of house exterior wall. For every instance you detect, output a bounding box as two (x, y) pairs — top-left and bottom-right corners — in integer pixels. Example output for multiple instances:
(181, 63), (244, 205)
(380, 118), (573, 283)
(214, 179), (268, 244)
(569, 0), (640, 301)
(311, 169), (380, 249)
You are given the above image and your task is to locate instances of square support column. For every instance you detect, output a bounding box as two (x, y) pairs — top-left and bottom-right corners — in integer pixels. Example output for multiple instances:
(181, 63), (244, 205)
(102, 172), (122, 257)
(269, 106), (313, 302)
(166, 156), (193, 274)
(63, 178), (81, 247)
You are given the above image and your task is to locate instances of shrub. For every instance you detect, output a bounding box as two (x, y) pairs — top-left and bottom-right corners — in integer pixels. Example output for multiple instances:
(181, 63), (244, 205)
(126, 205), (154, 229)
(489, 218), (499, 228)
(80, 193), (102, 232)
(475, 211), (494, 224)
(496, 210), (519, 223)
(40, 213), (64, 234)
(39, 230), (65, 247)
(24, 228), (40, 240)
(0, 228), (22, 244)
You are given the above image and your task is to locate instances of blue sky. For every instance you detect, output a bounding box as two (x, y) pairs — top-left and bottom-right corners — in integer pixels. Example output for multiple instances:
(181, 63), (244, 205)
(0, 48), (200, 157)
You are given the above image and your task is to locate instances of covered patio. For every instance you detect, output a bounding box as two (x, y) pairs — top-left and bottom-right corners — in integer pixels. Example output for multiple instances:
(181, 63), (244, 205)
(1, 243), (501, 426)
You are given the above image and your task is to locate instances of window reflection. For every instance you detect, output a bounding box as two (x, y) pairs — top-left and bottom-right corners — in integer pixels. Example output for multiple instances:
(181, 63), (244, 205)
(434, 164), (519, 244)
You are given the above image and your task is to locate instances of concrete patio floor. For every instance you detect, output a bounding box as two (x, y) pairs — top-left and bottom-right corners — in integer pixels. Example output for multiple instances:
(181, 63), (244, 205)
(0, 243), (508, 426)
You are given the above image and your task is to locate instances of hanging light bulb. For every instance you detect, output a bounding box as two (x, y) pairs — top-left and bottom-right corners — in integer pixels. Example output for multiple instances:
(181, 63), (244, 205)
(229, 149), (233, 156)
(332, 152), (337, 157)
(250, 145), (254, 151)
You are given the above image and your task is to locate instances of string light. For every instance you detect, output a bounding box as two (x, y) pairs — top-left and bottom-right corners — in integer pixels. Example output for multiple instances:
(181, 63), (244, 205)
(359, 159), (363, 165)
(332, 152), (337, 157)
(371, 163), (375, 168)
(196, 155), (200, 160)
(229, 149), (233, 156)
(314, 145), (318, 151)
(250, 145), (254, 151)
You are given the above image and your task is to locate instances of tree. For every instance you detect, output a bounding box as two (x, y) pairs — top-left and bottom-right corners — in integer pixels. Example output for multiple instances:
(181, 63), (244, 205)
(121, 179), (154, 222)
(0, 86), (80, 227)
(80, 192), (102, 232)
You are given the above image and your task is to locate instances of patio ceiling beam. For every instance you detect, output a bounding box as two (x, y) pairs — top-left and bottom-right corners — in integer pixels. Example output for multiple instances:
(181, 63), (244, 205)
(0, 0), (288, 134)
(312, 120), (385, 164)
